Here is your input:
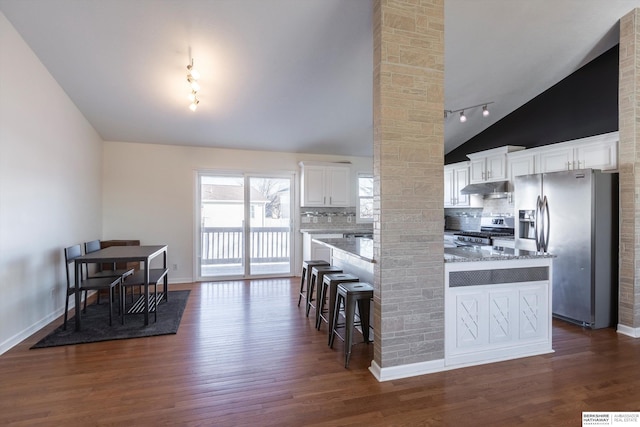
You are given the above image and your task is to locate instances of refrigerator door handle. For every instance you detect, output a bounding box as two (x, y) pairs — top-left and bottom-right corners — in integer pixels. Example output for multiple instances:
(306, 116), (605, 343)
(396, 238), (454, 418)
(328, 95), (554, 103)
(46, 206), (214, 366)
(542, 195), (550, 252)
(535, 195), (542, 252)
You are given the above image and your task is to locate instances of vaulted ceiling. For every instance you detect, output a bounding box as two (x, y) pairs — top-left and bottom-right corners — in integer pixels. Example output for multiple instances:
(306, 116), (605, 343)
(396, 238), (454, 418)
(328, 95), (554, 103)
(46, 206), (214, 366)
(1, 0), (639, 157)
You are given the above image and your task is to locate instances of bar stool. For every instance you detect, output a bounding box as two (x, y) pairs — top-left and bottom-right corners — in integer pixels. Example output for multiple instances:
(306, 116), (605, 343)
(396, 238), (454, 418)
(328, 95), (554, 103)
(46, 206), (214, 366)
(298, 260), (329, 307)
(316, 273), (359, 340)
(329, 282), (374, 368)
(306, 265), (343, 322)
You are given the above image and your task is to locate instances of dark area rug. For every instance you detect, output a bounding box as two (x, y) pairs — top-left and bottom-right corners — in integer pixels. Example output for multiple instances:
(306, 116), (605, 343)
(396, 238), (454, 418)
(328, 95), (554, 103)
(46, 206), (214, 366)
(31, 290), (190, 349)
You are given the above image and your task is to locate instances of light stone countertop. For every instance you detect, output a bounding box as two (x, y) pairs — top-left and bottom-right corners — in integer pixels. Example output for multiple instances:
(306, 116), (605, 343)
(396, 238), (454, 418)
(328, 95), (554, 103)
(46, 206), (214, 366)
(311, 237), (374, 263)
(445, 245), (555, 262)
(300, 228), (372, 235)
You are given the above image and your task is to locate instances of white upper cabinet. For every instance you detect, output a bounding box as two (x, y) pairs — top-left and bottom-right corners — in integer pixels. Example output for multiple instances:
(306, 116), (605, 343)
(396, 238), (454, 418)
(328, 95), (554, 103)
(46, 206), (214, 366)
(537, 146), (573, 173)
(299, 162), (351, 207)
(574, 136), (618, 170)
(536, 132), (618, 173)
(444, 161), (470, 207)
(325, 167), (350, 206)
(444, 166), (455, 207)
(464, 132), (618, 194)
(467, 146), (525, 183)
(444, 161), (482, 207)
(507, 150), (537, 191)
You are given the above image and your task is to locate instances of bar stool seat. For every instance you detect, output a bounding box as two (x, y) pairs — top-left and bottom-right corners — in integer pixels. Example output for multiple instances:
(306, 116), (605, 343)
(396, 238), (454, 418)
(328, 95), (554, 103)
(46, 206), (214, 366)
(329, 282), (374, 368)
(298, 260), (329, 307)
(306, 266), (343, 323)
(316, 273), (359, 340)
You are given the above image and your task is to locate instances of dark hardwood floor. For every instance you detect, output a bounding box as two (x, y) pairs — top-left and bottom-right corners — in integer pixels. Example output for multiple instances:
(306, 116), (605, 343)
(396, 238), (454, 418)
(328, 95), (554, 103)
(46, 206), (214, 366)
(1, 278), (640, 426)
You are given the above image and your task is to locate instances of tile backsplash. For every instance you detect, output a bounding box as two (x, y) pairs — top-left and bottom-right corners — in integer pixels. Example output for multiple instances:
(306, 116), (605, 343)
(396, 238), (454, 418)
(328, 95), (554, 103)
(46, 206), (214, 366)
(300, 207), (371, 230)
(445, 213), (481, 231)
(305, 198), (515, 232)
(445, 196), (515, 231)
(482, 197), (514, 215)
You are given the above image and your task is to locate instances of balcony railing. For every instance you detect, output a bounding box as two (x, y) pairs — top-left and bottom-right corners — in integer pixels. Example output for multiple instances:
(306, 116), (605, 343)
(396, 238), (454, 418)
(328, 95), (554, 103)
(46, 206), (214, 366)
(201, 227), (290, 265)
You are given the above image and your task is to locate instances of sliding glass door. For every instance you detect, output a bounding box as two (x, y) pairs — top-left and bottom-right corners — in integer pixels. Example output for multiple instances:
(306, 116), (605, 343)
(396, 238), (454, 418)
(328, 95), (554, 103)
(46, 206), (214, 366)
(197, 172), (293, 280)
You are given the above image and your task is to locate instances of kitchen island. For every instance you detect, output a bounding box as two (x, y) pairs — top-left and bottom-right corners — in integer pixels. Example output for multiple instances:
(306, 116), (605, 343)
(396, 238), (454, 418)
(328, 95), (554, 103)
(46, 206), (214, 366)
(311, 236), (374, 284)
(312, 237), (554, 371)
(445, 245), (555, 368)
(301, 228), (372, 264)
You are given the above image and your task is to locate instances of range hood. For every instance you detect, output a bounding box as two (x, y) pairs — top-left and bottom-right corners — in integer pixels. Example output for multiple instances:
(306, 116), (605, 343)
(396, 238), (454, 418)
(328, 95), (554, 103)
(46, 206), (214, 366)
(460, 180), (509, 198)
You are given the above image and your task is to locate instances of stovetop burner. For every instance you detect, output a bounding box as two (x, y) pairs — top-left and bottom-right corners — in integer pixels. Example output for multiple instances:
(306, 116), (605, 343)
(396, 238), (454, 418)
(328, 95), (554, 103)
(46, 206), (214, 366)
(453, 215), (514, 245)
(455, 230), (514, 238)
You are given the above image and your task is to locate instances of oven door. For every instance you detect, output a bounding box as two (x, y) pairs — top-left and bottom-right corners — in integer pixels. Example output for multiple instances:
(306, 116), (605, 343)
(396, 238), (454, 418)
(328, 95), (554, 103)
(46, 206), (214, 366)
(454, 240), (477, 247)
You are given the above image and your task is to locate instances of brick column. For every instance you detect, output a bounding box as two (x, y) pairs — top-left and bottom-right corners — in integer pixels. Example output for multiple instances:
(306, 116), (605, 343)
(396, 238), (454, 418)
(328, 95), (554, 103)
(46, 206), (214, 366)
(372, 0), (445, 372)
(619, 9), (640, 333)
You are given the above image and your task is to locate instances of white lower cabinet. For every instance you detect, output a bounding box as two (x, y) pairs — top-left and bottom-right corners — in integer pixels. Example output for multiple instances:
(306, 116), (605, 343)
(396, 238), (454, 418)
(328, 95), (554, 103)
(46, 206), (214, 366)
(447, 282), (549, 365)
(302, 232), (341, 264)
(445, 258), (552, 367)
(311, 242), (331, 263)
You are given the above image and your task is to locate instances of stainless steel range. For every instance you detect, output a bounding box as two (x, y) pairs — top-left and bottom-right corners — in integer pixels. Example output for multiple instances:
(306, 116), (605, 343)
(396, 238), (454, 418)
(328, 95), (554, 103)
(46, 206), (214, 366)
(454, 215), (514, 246)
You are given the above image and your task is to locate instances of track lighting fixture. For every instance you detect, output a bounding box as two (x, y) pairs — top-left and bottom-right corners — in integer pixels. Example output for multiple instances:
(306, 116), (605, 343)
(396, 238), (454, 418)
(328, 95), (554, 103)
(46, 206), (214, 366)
(444, 102), (493, 123)
(186, 58), (200, 111)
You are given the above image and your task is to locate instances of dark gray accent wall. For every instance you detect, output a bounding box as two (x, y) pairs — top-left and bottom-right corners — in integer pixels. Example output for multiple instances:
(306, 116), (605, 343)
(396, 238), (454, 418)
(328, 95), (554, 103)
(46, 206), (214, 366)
(445, 45), (619, 164)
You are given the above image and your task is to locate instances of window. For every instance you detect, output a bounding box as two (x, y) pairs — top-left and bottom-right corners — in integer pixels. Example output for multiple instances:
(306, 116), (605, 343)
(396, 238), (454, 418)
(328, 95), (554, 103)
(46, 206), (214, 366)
(357, 173), (373, 223)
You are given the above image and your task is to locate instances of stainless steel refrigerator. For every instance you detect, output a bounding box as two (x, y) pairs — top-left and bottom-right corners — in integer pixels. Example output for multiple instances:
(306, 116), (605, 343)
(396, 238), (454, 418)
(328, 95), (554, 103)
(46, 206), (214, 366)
(514, 169), (618, 329)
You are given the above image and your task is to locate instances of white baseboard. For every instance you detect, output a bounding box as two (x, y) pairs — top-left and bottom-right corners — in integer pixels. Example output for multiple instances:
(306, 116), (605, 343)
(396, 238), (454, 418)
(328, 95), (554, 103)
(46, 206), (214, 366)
(167, 277), (192, 285)
(369, 358), (446, 382)
(369, 347), (555, 382)
(617, 323), (640, 338)
(0, 308), (64, 355)
(0, 283), (191, 356)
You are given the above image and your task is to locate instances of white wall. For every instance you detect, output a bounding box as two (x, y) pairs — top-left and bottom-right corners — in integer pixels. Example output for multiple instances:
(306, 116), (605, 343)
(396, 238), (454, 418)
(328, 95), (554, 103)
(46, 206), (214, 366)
(102, 141), (372, 282)
(0, 12), (104, 353)
(0, 9), (372, 353)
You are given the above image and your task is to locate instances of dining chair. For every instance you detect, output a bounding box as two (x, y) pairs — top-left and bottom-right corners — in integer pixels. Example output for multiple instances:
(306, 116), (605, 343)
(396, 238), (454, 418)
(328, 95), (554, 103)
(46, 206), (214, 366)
(120, 268), (168, 324)
(84, 240), (135, 304)
(63, 244), (122, 329)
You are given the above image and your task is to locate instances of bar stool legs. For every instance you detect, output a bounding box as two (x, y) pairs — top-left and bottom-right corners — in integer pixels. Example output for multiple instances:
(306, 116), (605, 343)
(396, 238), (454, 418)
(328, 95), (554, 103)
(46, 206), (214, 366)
(298, 260), (329, 307)
(329, 282), (374, 368)
(316, 273), (359, 340)
(306, 266), (343, 322)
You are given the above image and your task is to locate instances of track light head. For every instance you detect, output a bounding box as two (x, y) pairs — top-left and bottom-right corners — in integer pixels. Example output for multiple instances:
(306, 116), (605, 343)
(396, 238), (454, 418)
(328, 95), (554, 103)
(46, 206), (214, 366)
(444, 101), (493, 124)
(186, 57), (201, 111)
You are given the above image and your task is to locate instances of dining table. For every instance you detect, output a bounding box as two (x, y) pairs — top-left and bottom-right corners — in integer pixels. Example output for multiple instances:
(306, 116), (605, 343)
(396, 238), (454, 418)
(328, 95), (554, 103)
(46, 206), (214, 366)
(73, 244), (168, 331)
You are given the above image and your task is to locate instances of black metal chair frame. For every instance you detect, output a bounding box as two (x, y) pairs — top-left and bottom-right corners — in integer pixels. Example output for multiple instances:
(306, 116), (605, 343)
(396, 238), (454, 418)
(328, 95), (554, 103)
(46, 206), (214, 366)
(64, 244), (122, 329)
(120, 268), (168, 324)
